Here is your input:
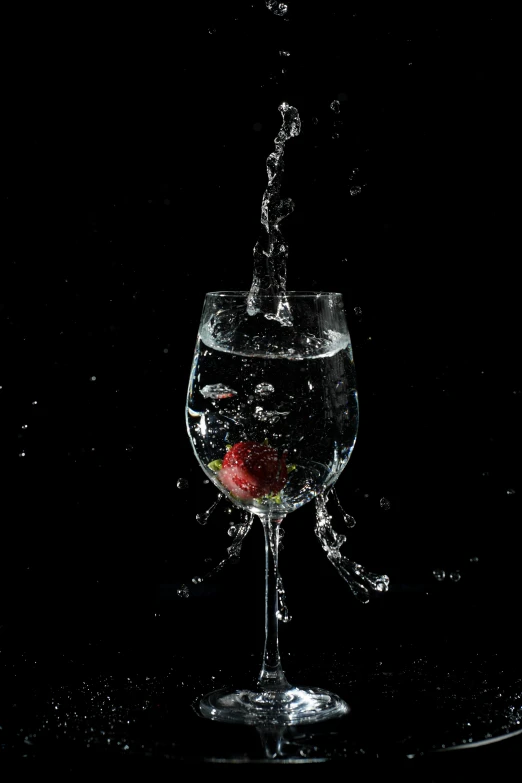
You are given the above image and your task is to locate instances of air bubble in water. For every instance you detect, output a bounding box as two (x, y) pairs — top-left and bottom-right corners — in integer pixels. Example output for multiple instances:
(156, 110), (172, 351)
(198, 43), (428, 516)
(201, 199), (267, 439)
(255, 382), (275, 397)
(350, 186), (362, 196)
(380, 497), (391, 510)
(177, 585), (190, 598)
(176, 478), (189, 490)
(449, 571), (461, 582)
(200, 383), (237, 399)
(433, 569), (446, 581)
(330, 100), (340, 113)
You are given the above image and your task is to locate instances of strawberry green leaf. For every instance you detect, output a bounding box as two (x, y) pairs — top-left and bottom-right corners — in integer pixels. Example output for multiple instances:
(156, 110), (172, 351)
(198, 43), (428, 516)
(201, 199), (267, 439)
(208, 459), (223, 472)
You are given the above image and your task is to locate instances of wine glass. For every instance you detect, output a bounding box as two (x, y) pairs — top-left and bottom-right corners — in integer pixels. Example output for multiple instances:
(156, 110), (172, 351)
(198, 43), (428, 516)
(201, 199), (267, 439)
(185, 291), (359, 725)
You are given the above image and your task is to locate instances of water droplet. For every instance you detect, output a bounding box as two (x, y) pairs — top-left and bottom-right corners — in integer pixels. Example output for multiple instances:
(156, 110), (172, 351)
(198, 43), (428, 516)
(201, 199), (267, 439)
(21, 424), (28, 429)
(90, 376), (97, 381)
(176, 478), (189, 490)
(266, 0), (288, 15)
(31, 400), (38, 405)
(196, 494), (223, 525)
(330, 100), (340, 113)
(380, 497), (391, 510)
(19, 451), (26, 457)
(191, 576), (203, 584)
(227, 525), (237, 537)
(177, 585), (190, 598)
(332, 132), (340, 139)
(342, 512), (357, 528)
(312, 117), (319, 125)
(449, 571), (461, 582)
(200, 383), (237, 399)
(506, 488), (516, 495)
(469, 556), (479, 563)
(279, 50), (290, 57)
(208, 28), (216, 34)
(224, 505), (234, 515)
(354, 306), (362, 317)
(125, 444), (134, 453)
(433, 569), (446, 581)
(350, 186), (362, 196)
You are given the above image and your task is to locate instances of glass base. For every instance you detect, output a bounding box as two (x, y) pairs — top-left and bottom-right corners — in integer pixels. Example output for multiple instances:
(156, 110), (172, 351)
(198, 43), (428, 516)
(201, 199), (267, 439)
(199, 685), (349, 725)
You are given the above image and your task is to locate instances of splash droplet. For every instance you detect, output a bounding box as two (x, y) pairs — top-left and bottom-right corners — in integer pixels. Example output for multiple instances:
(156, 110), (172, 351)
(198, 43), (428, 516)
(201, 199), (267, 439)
(449, 571), (461, 582)
(266, 1), (288, 15)
(330, 100), (340, 113)
(433, 569), (446, 581)
(177, 585), (190, 598)
(176, 478), (189, 490)
(380, 497), (391, 510)
(350, 186), (362, 196)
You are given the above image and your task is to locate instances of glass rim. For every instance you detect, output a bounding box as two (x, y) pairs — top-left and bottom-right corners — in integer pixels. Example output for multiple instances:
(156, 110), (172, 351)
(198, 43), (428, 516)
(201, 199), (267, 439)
(204, 291), (344, 298)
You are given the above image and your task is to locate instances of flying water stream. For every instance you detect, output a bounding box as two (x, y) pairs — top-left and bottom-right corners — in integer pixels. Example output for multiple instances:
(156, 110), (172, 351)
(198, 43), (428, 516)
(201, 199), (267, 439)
(247, 101), (301, 326)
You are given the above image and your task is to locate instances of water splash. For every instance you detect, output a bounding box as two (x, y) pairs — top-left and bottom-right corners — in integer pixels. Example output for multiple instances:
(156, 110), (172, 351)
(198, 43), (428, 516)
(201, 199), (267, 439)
(200, 512), (255, 580)
(314, 492), (390, 603)
(331, 488), (356, 527)
(195, 493), (223, 525)
(247, 102), (301, 325)
(276, 574), (292, 622)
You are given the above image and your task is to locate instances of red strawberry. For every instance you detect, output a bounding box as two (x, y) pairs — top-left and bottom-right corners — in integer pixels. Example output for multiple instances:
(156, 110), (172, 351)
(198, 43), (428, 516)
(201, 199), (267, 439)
(218, 441), (287, 500)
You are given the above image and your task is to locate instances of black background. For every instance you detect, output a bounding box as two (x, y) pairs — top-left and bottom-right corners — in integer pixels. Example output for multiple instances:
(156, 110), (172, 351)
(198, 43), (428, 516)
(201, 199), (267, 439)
(1, 2), (520, 774)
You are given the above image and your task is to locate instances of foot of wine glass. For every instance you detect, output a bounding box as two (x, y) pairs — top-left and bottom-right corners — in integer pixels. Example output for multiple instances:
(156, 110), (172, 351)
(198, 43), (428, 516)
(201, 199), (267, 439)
(199, 516), (349, 725)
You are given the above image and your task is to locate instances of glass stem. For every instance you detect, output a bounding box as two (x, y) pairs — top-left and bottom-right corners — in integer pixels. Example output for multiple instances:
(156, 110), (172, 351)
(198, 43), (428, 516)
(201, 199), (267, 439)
(258, 516), (290, 691)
